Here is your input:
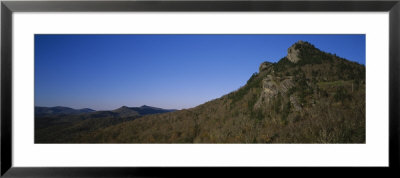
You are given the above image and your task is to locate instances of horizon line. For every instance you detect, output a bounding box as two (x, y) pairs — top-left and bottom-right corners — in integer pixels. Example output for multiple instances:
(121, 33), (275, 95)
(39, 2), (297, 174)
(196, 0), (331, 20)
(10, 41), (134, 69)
(34, 105), (182, 111)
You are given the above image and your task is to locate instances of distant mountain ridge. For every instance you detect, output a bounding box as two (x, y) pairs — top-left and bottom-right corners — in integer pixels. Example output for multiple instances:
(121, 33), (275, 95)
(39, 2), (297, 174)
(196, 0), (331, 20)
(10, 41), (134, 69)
(35, 105), (176, 117)
(117, 105), (177, 115)
(35, 105), (178, 143)
(35, 106), (95, 116)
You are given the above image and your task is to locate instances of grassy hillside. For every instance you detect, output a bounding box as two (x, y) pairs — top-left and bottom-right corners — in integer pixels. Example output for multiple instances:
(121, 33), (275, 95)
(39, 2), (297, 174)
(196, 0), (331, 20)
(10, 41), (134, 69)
(35, 41), (365, 143)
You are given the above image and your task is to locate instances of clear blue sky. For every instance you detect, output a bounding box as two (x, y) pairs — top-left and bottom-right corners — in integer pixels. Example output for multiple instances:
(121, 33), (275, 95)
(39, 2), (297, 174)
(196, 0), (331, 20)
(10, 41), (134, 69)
(35, 34), (365, 110)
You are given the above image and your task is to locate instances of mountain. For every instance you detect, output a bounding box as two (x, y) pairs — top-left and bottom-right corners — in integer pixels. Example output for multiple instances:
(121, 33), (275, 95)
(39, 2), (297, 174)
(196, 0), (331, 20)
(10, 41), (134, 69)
(35, 41), (365, 143)
(112, 106), (141, 117)
(113, 105), (177, 117)
(35, 106), (95, 116)
(35, 105), (177, 143)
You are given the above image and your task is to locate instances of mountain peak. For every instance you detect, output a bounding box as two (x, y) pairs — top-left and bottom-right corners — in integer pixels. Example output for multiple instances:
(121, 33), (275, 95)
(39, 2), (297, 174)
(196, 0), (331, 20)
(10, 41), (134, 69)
(287, 40), (317, 63)
(140, 105), (161, 110)
(115, 106), (130, 111)
(292, 40), (315, 47)
(287, 41), (303, 63)
(294, 40), (305, 45)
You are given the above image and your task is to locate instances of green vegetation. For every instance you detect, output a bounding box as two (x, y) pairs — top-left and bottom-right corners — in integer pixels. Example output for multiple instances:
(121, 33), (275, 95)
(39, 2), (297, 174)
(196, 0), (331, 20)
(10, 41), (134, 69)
(295, 41), (334, 65)
(229, 72), (263, 105)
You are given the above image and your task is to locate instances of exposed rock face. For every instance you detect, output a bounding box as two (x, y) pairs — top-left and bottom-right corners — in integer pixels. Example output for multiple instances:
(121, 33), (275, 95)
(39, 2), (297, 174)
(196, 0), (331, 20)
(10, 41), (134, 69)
(254, 75), (295, 109)
(289, 95), (302, 111)
(259, 61), (274, 73)
(287, 40), (304, 63)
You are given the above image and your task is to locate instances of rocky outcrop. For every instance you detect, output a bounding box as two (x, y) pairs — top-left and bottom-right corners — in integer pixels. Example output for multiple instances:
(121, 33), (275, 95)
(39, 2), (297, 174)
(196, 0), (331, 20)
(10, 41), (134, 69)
(254, 75), (295, 109)
(289, 95), (302, 111)
(259, 61), (274, 73)
(287, 40), (304, 63)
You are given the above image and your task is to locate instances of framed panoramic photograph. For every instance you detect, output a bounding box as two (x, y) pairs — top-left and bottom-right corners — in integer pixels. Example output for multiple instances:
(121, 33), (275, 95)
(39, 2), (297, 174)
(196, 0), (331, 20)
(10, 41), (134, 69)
(33, 34), (367, 144)
(1, 0), (399, 177)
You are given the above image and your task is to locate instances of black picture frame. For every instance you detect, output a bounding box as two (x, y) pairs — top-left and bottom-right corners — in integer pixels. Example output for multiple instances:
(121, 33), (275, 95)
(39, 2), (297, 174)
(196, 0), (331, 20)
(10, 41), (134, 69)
(1, 0), (399, 177)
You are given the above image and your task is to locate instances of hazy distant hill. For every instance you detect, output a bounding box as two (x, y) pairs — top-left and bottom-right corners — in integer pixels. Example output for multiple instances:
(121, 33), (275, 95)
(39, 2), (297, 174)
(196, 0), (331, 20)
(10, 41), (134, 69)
(113, 105), (177, 117)
(35, 106), (95, 117)
(35, 105), (177, 143)
(35, 41), (365, 143)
